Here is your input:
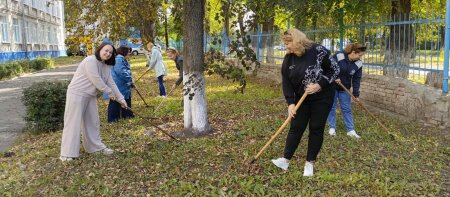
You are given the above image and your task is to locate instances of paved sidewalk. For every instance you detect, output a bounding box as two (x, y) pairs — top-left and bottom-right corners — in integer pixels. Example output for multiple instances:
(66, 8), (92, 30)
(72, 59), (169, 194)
(0, 64), (78, 152)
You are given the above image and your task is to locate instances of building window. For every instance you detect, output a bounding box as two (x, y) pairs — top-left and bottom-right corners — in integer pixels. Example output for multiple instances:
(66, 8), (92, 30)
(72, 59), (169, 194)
(25, 21), (31, 43)
(32, 23), (37, 43)
(24, 5), (29, 15)
(13, 18), (21, 43)
(56, 3), (60, 18)
(39, 24), (43, 44)
(52, 27), (57, 44)
(0, 0), (6, 8)
(39, 25), (43, 44)
(47, 26), (51, 44)
(0, 16), (9, 42)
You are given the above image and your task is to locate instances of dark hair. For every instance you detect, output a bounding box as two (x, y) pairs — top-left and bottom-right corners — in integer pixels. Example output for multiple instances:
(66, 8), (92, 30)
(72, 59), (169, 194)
(95, 42), (117, 65)
(344, 43), (367, 54)
(116, 46), (131, 56)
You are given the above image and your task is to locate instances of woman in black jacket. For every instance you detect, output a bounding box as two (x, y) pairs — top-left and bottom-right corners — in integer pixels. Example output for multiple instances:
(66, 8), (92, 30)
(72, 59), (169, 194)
(272, 28), (339, 176)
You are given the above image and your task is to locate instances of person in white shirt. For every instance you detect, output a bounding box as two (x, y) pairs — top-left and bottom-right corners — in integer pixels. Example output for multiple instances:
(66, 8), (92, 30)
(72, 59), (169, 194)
(60, 42), (128, 161)
(146, 42), (168, 97)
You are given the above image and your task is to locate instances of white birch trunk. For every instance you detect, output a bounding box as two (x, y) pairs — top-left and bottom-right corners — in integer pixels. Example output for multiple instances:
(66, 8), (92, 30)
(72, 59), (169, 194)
(183, 72), (210, 133)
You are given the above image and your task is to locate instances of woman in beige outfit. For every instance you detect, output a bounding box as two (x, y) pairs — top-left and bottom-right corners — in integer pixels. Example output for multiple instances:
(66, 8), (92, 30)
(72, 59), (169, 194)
(60, 43), (128, 161)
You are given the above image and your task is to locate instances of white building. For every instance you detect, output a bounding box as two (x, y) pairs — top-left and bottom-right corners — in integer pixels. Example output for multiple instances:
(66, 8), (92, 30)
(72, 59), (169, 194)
(0, 0), (66, 62)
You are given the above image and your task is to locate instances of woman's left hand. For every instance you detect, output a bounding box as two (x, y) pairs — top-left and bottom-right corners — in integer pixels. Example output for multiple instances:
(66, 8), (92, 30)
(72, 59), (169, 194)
(305, 83), (321, 94)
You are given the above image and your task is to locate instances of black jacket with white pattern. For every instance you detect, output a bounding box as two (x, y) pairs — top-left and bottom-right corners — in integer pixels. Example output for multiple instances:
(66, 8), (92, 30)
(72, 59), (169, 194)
(281, 44), (340, 105)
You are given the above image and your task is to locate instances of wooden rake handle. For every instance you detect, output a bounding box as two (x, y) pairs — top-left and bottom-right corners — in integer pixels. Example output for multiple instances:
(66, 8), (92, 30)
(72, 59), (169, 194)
(133, 87), (151, 108)
(249, 93), (308, 164)
(335, 81), (394, 138)
(152, 85), (177, 116)
(124, 107), (179, 141)
(135, 69), (150, 84)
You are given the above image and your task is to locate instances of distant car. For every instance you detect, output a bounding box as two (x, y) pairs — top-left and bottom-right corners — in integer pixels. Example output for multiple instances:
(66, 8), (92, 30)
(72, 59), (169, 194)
(274, 45), (286, 50)
(131, 44), (146, 55)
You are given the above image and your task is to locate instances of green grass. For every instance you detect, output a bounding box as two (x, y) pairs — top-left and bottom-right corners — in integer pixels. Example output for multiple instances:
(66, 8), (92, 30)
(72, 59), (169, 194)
(0, 56), (448, 196)
(52, 56), (85, 67)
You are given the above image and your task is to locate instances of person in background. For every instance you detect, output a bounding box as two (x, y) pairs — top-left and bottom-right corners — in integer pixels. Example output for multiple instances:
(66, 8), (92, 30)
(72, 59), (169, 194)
(146, 42), (168, 97)
(271, 28), (339, 176)
(327, 43), (366, 138)
(60, 42), (127, 161)
(166, 47), (183, 90)
(107, 45), (135, 123)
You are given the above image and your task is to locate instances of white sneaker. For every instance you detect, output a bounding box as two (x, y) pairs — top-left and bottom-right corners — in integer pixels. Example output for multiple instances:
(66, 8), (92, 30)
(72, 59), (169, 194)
(271, 157), (289, 171)
(347, 130), (360, 138)
(329, 128), (336, 136)
(59, 156), (74, 161)
(102, 148), (114, 155)
(303, 161), (314, 177)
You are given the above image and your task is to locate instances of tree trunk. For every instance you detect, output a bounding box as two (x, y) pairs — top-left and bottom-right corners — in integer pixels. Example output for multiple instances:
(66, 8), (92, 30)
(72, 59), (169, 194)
(237, 9), (244, 33)
(141, 21), (155, 45)
(312, 16), (317, 41)
(265, 16), (275, 63)
(440, 25), (445, 50)
(164, 13), (169, 48)
(409, 26), (416, 58)
(183, 0), (210, 134)
(383, 0), (412, 78)
(223, 0), (230, 38)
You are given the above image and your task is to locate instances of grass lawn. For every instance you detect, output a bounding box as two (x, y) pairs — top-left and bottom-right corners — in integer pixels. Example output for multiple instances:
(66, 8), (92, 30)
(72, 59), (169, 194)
(52, 56), (85, 67)
(0, 55), (448, 196)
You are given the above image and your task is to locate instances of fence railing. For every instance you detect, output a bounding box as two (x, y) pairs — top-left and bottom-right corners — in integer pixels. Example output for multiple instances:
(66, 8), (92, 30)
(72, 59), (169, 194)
(201, 11), (449, 94)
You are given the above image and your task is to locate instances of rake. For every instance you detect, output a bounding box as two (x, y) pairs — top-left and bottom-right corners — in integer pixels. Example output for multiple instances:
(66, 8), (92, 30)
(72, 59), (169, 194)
(336, 81), (396, 139)
(249, 93), (308, 164)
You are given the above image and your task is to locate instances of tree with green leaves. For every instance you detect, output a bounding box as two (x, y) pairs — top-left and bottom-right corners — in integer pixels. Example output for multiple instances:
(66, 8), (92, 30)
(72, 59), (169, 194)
(64, 0), (161, 46)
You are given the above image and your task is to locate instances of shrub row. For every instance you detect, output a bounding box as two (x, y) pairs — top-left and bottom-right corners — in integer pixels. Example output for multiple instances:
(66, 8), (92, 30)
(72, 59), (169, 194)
(22, 80), (69, 133)
(0, 58), (54, 80)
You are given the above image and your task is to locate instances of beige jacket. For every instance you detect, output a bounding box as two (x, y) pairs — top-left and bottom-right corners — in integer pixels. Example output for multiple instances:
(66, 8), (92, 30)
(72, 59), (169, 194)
(68, 55), (125, 103)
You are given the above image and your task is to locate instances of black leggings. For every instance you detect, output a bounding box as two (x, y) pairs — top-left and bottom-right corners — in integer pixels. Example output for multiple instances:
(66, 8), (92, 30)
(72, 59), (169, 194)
(283, 96), (334, 162)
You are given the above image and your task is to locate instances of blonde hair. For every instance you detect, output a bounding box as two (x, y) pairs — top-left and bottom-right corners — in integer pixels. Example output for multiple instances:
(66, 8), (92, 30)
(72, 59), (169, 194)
(146, 42), (154, 50)
(282, 28), (314, 56)
(344, 43), (367, 54)
(166, 47), (178, 54)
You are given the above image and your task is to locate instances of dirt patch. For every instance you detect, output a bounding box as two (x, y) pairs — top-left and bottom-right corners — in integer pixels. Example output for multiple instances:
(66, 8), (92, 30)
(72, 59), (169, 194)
(0, 64), (79, 152)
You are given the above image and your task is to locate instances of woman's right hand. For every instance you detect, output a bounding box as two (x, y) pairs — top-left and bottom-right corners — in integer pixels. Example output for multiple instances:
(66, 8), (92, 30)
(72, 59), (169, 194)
(288, 104), (296, 118)
(119, 100), (128, 109)
(108, 91), (116, 101)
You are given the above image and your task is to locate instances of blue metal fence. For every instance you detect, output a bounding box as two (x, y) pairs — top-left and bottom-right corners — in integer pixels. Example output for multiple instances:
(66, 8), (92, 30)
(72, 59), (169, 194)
(238, 11), (449, 94)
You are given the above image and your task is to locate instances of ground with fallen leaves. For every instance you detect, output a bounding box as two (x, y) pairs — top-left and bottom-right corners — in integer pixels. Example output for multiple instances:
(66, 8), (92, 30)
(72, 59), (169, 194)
(0, 55), (448, 196)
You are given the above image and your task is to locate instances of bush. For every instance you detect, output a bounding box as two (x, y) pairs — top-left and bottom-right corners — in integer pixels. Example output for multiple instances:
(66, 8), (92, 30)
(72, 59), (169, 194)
(0, 58), (54, 80)
(22, 80), (70, 133)
(0, 63), (10, 80)
(0, 62), (23, 80)
(33, 58), (54, 70)
(10, 62), (23, 77)
(17, 60), (32, 73)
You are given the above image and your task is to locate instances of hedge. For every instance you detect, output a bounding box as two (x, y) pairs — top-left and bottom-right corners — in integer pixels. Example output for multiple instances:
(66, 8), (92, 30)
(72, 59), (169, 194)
(22, 80), (70, 133)
(0, 58), (54, 80)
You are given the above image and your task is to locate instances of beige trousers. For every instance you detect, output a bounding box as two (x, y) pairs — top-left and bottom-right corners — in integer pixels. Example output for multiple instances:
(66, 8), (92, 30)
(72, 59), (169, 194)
(60, 92), (106, 157)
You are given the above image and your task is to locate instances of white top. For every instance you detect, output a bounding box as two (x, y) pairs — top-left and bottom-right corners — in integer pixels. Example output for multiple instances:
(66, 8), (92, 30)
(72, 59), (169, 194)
(148, 47), (168, 77)
(68, 55), (124, 103)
